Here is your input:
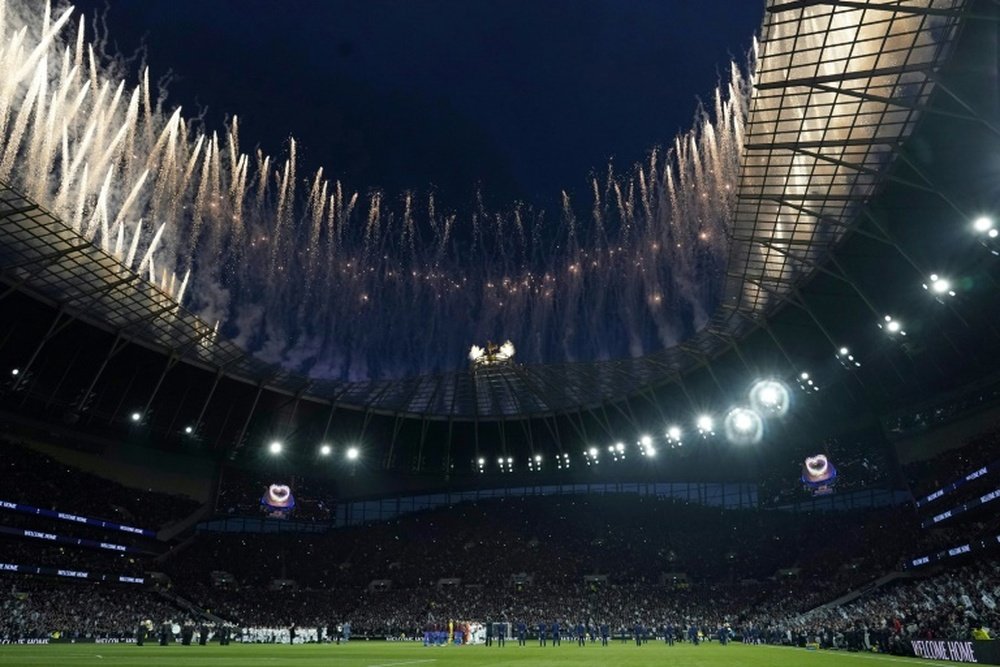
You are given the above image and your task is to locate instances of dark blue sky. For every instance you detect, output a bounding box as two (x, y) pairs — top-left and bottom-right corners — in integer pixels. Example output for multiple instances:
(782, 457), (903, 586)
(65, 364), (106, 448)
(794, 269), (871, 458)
(77, 0), (762, 209)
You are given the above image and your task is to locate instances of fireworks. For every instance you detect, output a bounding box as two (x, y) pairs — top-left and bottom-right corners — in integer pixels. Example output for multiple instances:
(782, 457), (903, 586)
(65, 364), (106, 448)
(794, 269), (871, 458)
(0, 1), (747, 380)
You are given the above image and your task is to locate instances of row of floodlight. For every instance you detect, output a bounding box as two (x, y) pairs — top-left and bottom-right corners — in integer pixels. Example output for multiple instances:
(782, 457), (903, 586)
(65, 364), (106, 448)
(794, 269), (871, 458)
(874, 215), (1000, 337)
(473, 379), (793, 472)
(125, 409), (361, 461)
(264, 440), (360, 461)
(973, 215), (998, 255)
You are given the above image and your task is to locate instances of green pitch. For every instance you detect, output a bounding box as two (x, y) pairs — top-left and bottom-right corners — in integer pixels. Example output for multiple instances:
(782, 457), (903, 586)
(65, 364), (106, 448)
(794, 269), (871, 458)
(0, 642), (935, 666)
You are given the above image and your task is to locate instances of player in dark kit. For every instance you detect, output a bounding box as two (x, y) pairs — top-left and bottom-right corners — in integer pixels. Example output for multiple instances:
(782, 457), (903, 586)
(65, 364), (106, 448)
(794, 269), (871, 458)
(576, 621), (586, 646)
(181, 622), (194, 646)
(552, 620), (561, 646)
(199, 623), (208, 645)
(485, 621), (493, 646)
(496, 623), (506, 647)
(517, 621), (527, 646)
(600, 623), (609, 646)
(159, 621), (170, 646)
(538, 622), (547, 646)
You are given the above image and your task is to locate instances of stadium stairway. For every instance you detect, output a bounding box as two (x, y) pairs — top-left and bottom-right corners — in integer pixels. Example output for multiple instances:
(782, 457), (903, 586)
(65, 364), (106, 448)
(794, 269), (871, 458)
(810, 570), (923, 612)
(156, 501), (214, 542)
(153, 531), (199, 566)
(155, 587), (227, 624)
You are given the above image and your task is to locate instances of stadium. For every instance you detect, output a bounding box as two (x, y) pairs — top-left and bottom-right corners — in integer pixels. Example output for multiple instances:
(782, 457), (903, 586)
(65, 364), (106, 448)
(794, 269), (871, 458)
(1, 0), (1000, 665)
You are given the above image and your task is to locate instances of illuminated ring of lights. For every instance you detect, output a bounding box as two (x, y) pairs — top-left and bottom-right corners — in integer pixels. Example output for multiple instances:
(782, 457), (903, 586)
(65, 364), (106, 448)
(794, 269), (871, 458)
(266, 484), (293, 507)
(803, 454), (830, 482)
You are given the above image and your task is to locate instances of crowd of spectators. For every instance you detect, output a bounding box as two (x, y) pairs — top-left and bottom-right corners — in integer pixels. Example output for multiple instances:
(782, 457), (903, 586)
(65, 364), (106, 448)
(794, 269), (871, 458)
(3, 487), (1000, 655)
(174, 555), (1000, 653)
(156, 495), (932, 641)
(174, 495), (917, 593)
(1, 438), (200, 529)
(0, 538), (149, 577)
(753, 559), (1000, 654)
(0, 576), (185, 640)
(8, 556), (1000, 654)
(884, 379), (1000, 439)
(903, 423), (1000, 498)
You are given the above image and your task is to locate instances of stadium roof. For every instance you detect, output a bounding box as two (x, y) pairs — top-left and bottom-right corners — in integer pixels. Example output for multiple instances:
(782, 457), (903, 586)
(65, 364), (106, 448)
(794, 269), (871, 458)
(0, 0), (970, 420)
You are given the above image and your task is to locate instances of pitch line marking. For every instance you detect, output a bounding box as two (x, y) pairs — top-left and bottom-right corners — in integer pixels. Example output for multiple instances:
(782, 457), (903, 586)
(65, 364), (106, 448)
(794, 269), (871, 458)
(367, 660), (438, 667)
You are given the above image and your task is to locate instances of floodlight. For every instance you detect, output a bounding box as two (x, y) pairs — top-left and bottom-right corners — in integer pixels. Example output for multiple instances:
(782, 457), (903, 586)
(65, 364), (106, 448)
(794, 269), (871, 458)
(320, 444), (332, 456)
(10, 368), (18, 377)
(974, 216), (994, 232)
(346, 447), (360, 461)
(733, 411), (754, 431)
(922, 274), (955, 297)
(880, 315), (906, 336)
(640, 435), (653, 447)
(478, 457), (485, 466)
(667, 426), (682, 441)
(615, 442), (625, 452)
(269, 441), (283, 454)
(534, 454), (542, 463)
(724, 407), (764, 445)
(184, 426), (194, 435)
(588, 447), (599, 458)
(750, 379), (789, 417)
(696, 415), (714, 432)
(130, 412), (142, 422)
(800, 372), (809, 380)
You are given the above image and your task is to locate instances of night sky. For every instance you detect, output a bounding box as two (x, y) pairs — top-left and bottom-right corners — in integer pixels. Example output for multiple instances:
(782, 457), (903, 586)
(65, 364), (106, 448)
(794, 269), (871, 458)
(72, 0), (763, 210)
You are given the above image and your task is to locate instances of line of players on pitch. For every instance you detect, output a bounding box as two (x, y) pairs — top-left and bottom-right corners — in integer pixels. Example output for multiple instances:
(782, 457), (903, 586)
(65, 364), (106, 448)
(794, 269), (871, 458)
(485, 621), (733, 646)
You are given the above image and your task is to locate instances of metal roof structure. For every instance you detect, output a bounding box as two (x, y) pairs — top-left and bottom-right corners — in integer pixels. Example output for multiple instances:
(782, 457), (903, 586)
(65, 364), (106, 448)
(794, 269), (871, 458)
(0, 0), (968, 420)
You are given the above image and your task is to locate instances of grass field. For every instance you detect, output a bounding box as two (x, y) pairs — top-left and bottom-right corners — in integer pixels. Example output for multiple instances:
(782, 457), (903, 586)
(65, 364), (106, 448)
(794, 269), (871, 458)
(0, 642), (939, 666)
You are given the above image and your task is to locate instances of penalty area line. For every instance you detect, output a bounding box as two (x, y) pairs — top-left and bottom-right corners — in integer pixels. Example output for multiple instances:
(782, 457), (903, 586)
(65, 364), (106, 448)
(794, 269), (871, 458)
(367, 660), (438, 667)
